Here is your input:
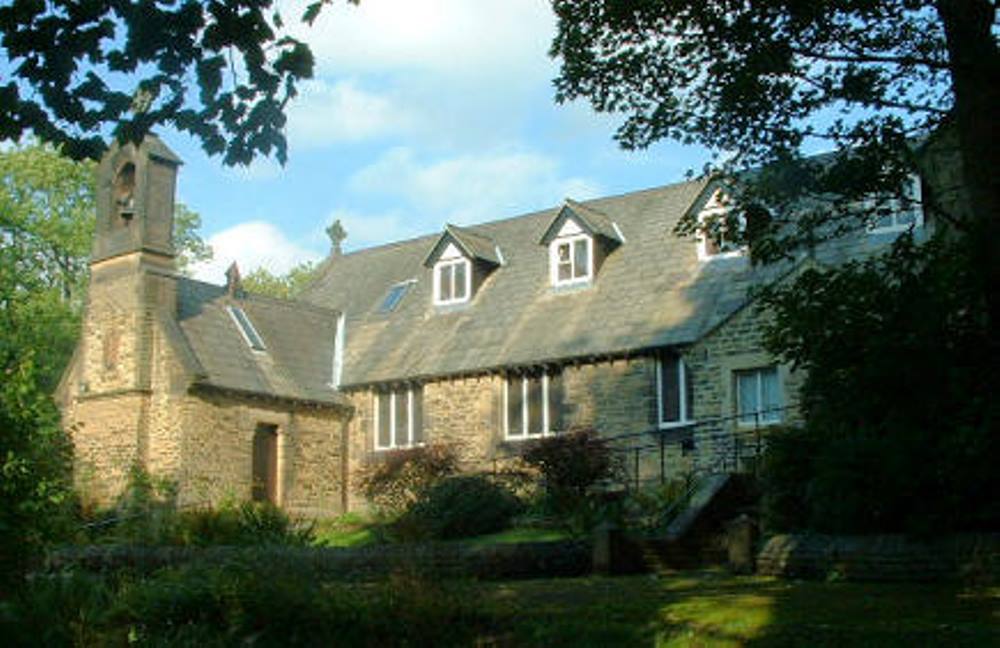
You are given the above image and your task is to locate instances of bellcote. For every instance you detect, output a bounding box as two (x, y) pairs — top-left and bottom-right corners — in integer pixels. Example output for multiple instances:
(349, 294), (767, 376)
(92, 135), (183, 264)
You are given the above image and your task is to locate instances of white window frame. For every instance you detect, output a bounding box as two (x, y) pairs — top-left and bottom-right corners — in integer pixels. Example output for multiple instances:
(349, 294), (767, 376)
(503, 374), (555, 440)
(866, 175), (924, 234)
(549, 233), (593, 287)
(433, 258), (472, 306)
(656, 355), (693, 429)
(734, 367), (783, 428)
(374, 387), (422, 451)
(696, 205), (746, 261)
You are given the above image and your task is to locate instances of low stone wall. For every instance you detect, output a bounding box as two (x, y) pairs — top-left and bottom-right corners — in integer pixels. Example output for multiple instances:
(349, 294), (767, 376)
(46, 540), (591, 582)
(757, 533), (1000, 583)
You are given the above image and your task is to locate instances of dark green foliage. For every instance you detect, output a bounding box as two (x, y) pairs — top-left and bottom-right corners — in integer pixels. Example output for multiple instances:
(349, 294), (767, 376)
(0, 357), (75, 596)
(550, 1), (998, 264)
(0, 1), (357, 165)
(356, 443), (459, 517)
(522, 429), (619, 533)
(760, 236), (999, 534)
(523, 429), (616, 510)
(2, 559), (489, 647)
(395, 475), (524, 541)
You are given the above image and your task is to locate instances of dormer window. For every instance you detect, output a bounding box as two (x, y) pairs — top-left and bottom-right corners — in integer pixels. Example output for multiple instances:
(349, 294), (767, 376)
(696, 188), (746, 261)
(434, 257), (471, 305)
(550, 233), (592, 286)
(540, 199), (622, 288)
(867, 175), (923, 234)
(424, 224), (501, 308)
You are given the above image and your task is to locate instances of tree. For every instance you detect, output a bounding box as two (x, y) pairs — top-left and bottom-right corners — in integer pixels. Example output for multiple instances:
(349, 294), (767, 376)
(242, 260), (319, 299)
(551, 1), (998, 533)
(0, 0), (352, 165)
(0, 142), (212, 390)
(550, 2), (997, 264)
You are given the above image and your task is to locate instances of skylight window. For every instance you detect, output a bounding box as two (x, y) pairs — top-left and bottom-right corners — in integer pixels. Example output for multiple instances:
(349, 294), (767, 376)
(379, 280), (414, 313)
(228, 306), (266, 351)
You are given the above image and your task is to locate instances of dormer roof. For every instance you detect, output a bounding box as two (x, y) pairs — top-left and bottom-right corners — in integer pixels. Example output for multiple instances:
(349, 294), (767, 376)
(539, 199), (623, 246)
(423, 223), (502, 267)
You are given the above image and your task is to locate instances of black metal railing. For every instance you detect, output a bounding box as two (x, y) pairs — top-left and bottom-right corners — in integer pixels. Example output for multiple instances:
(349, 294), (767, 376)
(599, 404), (799, 492)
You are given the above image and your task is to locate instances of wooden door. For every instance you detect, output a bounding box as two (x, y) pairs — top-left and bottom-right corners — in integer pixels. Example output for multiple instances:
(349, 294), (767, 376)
(252, 424), (278, 504)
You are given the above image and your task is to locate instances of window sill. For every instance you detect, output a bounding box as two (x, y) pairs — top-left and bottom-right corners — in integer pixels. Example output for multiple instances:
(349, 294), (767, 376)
(658, 420), (696, 430)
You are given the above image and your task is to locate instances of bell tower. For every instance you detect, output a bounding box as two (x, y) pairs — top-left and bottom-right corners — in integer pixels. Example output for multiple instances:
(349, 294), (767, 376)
(64, 135), (185, 504)
(93, 135), (181, 263)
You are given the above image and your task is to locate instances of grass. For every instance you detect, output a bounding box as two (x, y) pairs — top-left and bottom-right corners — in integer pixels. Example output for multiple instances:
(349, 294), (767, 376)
(481, 571), (999, 647)
(313, 513), (569, 548)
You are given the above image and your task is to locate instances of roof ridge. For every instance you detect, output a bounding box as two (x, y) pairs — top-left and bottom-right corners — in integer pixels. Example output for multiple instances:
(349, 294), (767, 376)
(177, 276), (341, 317)
(319, 177), (706, 263)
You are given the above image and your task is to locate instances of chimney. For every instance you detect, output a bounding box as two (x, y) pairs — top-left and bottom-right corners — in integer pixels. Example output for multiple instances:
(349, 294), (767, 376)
(225, 262), (243, 297)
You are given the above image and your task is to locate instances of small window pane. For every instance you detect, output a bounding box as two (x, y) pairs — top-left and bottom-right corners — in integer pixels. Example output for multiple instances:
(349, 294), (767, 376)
(527, 376), (544, 435)
(377, 393), (391, 448)
(454, 262), (467, 299)
(411, 386), (424, 444)
(393, 391), (409, 447)
(737, 372), (759, 425)
(507, 378), (524, 437)
(660, 356), (681, 423)
(548, 371), (565, 432)
(573, 238), (589, 278)
(761, 369), (781, 422)
(684, 361), (694, 421)
(438, 265), (452, 301)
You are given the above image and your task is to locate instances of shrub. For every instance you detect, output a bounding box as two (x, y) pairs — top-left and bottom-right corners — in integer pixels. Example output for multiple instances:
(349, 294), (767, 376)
(522, 429), (617, 517)
(356, 444), (459, 516)
(175, 502), (314, 547)
(394, 475), (524, 540)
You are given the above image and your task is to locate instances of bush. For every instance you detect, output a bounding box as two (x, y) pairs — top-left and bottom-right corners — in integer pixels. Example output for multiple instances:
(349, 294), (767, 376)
(174, 502), (314, 547)
(394, 475), (524, 540)
(3, 558), (492, 647)
(522, 429), (617, 519)
(356, 444), (459, 516)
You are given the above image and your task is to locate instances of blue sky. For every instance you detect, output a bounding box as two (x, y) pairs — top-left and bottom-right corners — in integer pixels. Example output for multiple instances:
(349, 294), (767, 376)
(168, 0), (712, 283)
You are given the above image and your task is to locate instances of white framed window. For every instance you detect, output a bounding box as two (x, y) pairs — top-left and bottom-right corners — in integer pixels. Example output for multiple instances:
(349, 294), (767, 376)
(867, 175), (924, 234)
(504, 371), (564, 440)
(735, 367), (782, 427)
(696, 189), (746, 261)
(433, 258), (471, 305)
(656, 354), (693, 428)
(549, 234), (593, 286)
(374, 386), (424, 450)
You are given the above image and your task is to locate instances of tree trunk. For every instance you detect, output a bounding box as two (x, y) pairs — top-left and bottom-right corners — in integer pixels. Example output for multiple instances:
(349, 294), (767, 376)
(936, 0), (1000, 393)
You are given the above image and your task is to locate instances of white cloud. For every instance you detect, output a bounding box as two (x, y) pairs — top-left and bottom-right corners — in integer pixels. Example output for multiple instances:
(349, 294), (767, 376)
(190, 221), (323, 283)
(347, 146), (602, 226)
(285, 0), (555, 81)
(287, 79), (411, 148)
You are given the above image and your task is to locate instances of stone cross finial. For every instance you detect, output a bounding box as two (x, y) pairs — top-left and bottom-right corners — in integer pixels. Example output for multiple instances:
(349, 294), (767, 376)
(326, 219), (347, 256)
(225, 261), (242, 296)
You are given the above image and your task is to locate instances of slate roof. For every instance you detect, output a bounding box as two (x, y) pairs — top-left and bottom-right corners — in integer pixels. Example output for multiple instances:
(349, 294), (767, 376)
(174, 278), (347, 406)
(424, 224), (501, 267)
(301, 179), (795, 387)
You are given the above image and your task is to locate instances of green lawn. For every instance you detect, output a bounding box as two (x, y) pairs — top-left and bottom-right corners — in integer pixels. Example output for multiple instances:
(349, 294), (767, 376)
(482, 571), (999, 647)
(313, 514), (569, 548)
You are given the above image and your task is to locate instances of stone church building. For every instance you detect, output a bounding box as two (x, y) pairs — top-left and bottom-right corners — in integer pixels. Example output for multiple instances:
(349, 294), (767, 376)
(57, 136), (934, 516)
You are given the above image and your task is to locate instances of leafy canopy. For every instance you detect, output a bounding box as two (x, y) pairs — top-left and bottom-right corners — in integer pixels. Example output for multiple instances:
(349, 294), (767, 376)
(0, 0), (353, 164)
(0, 142), (212, 390)
(551, 0), (998, 258)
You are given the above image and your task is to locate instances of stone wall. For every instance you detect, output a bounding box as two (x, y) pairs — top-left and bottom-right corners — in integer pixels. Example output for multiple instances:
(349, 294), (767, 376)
(757, 533), (1000, 583)
(179, 390), (347, 518)
(682, 303), (803, 473)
